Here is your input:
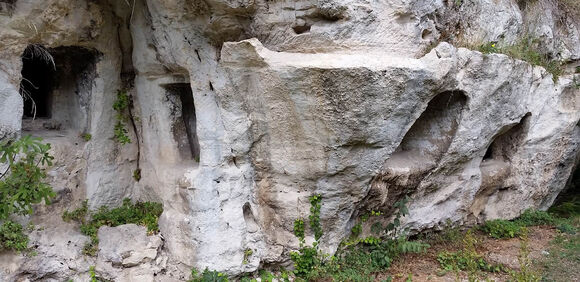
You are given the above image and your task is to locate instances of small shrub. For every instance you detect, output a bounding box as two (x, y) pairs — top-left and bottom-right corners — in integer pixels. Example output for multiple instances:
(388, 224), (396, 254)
(556, 222), (576, 234)
(242, 248), (253, 264)
(291, 195), (429, 281)
(517, 209), (555, 226)
(290, 244), (321, 277)
(189, 268), (229, 282)
(0, 136), (54, 253)
(0, 220), (28, 252)
(481, 219), (523, 239)
(82, 133), (92, 141)
(0, 136), (55, 219)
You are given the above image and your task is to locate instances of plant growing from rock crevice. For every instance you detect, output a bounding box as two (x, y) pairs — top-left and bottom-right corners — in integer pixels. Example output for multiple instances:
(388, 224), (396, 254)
(477, 37), (563, 82)
(113, 90), (132, 145)
(63, 198), (163, 256)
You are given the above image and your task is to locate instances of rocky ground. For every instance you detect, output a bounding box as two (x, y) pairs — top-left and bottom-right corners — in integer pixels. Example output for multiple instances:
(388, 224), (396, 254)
(384, 225), (576, 282)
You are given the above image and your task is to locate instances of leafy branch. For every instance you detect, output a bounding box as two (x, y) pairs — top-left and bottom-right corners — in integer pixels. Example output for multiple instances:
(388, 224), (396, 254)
(0, 135), (55, 219)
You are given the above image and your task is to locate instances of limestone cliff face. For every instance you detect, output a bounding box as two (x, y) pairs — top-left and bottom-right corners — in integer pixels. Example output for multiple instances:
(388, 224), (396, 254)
(0, 0), (578, 280)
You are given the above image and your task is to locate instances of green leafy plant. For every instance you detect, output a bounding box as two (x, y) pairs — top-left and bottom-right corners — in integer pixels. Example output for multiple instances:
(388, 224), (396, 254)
(189, 268), (229, 282)
(309, 194), (322, 241)
(243, 248), (253, 264)
(0, 136), (54, 253)
(87, 265), (110, 282)
(290, 194), (325, 277)
(132, 169), (141, 181)
(0, 220), (29, 252)
(293, 218), (305, 243)
(291, 195), (429, 281)
(385, 196), (410, 239)
(82, 133), (92, 141)
(481, 219), (523, 239)
(517, 209), (555, 226)
(350, 222), (362, 238)
(259, 270), (275, 282)
(0, 136), (55, 219)
(63, 198), (163, 256)
(113, 90), (131, 145)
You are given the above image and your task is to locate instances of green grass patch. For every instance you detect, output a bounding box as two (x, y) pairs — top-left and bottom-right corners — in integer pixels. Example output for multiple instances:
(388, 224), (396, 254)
(481, 208), (577, 239)
(481, 219), (524, 239)
(535, 218), (579, 281)
(63, 198), (163, 256)
(437, 250), (505, 273)
(478, 37), (563, 82)
(436, 230), (506, 280)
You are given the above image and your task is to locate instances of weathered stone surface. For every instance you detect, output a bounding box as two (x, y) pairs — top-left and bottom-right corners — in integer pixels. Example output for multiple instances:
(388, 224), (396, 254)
(0, 0), (578, 280)
(97, 224), (162, 267)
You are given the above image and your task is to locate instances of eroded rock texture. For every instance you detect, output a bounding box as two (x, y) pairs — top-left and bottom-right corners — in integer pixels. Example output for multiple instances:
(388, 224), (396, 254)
(0, 0), (578, 280)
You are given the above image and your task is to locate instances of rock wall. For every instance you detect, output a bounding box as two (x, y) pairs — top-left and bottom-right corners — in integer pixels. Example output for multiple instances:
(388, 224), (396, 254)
(0, 0), (578, 280)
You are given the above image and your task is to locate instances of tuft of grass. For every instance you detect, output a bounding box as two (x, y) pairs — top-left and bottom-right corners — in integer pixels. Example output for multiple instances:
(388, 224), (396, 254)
(81, 133), (92, 141)
(437, 230), (506, 280)
(481, 209), (574, 239)
(477, 37), (563, 82)
(63, 198), (163, 256)
(510, 230), (541, 282)
(534, 202), (579, 281)
(549, 196), (580, 218)
(132, 169), (141, 181)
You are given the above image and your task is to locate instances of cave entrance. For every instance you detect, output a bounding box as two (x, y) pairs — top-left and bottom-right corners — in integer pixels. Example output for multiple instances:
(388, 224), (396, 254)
(482, 113), (531, 164)
(20, 45), (100, 133)
(472, 114), (531, 217)
(365, 90), (468, 211)
(21, 45), (55, 119)
(163, 83), (200, 162)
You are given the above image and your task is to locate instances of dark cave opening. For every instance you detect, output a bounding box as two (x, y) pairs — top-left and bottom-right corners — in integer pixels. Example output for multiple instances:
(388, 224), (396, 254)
(20, 45), (100, 132)
(397, 90), (467, 161)
(164, 83), (200, 162)
(21, 45), (55, 119)
(293, 25), (311, 34)
(482, 113), (531, 163)
(364, 90), (468, 211)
